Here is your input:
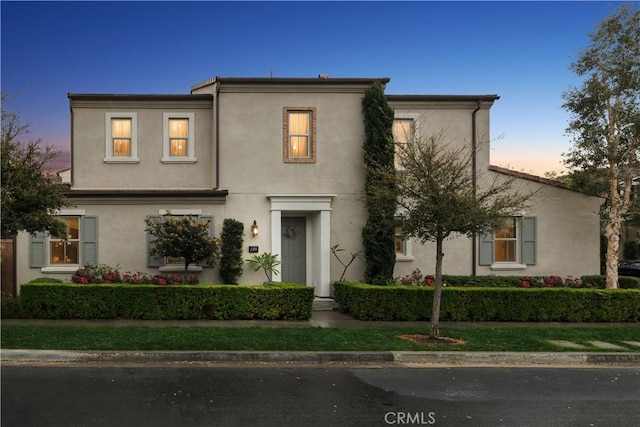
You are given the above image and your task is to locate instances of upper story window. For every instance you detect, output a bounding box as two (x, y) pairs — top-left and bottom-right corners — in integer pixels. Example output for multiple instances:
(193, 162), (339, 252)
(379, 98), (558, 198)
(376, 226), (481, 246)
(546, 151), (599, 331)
(162, 112), (196, 163)
(105, 113), (139, 163)
(284, 107), (316, 163)
(393, 118), (415, 168)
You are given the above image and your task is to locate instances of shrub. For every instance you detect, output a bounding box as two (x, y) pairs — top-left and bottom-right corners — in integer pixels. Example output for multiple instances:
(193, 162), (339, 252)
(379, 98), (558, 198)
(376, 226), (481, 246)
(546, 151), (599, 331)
(220, 218), (244, 284)
(333, 282), (640, 322)
(581, 275), (640, 289)
(70, 264), (198, 285)
(7, 282), (314, 320)
(29, 277), (64, 283)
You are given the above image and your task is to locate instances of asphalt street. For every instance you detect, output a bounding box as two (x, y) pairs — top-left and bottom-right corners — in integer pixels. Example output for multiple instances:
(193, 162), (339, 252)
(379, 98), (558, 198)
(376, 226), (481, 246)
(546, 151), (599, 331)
(2, 364), (639, 427)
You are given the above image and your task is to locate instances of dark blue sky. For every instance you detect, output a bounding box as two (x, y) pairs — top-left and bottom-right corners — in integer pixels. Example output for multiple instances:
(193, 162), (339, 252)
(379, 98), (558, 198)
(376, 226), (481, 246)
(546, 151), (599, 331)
(2, 1), (629, 174)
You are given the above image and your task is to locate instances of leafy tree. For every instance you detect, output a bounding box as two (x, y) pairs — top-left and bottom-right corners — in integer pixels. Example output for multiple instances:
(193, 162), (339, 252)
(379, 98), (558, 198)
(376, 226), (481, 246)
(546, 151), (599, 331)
(562, 4), (640, 289)
(144, 214), (221, 272)
(1, 95), (69, 238)
(395, 133), (533, 338)
(362, 81), (397, 284)
(220, 218), (244, 284)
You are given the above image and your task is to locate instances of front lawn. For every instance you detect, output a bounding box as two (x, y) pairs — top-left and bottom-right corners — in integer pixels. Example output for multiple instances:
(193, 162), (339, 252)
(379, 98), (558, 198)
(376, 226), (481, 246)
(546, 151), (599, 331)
(1, 325), (638, 352)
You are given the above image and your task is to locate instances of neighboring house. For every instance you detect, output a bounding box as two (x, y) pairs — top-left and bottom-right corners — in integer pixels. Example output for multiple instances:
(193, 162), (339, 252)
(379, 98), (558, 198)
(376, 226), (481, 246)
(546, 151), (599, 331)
(14, 76), (604, 296)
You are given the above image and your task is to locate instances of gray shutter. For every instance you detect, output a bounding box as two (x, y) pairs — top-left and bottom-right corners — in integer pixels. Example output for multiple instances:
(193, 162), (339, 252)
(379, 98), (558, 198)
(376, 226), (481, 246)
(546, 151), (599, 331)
(522, 216), (537, 265)
(146, 215), (163, 268)
(81, 216), (98, 265)
(478, 232), (494, 266)
(200, 215), (215, 268)
(29, 232), (47, 268)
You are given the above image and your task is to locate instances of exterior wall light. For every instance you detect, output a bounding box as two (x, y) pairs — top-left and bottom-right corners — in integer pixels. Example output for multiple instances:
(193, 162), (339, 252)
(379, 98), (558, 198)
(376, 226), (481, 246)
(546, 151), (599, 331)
(251, 220), (259, 237)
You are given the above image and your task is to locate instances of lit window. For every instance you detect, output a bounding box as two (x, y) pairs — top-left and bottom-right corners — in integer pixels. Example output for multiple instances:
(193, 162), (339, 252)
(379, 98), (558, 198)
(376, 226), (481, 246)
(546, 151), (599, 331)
(112, 118), (132, 157)
(162, 112), (196, 163)
(395, 218), (406, 255)
(49, 217), (80, 265)
(394, 216), (413, 261)
(169, 119), (188, 156)
(494, 217), (518, 262)
(393, 119), (414, 168)
(105, 113), (138, 163)
(284, 107), (316, 163)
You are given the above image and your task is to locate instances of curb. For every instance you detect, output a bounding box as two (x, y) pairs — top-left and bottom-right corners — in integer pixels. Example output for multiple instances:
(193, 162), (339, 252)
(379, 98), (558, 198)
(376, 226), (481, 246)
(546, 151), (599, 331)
(2, 349), (639, 365)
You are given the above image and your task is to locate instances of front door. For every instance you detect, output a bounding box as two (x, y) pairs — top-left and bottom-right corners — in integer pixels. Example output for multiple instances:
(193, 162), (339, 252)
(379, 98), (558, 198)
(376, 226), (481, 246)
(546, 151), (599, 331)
(281, 217), (306, 284)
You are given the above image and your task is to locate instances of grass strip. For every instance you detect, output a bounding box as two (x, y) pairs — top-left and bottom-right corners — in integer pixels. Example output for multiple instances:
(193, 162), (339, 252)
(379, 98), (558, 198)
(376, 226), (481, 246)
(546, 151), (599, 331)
(2, 325), (639, 352)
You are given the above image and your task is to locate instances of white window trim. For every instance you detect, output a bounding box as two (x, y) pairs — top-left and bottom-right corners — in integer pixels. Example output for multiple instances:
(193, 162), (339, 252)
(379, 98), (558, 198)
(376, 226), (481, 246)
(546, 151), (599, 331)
(490, 263), (527, 271)
(159, 265), (203, 273)
(105, 113), (139, 163)
(158, 209), (202, 216)
(162, 112), (196, 163)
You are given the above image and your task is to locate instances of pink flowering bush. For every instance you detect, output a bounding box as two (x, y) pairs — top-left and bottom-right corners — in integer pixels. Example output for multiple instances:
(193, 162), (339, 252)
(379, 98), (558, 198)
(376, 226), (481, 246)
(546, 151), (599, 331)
(71, 264), (199, 285)
(518, 275), (582, 288)
(396, 268), (434, 286)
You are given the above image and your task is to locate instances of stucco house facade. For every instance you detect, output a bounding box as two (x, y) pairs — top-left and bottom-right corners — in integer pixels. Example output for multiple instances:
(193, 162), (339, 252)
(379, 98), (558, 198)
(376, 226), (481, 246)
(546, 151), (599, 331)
(14, 76), (603, 296)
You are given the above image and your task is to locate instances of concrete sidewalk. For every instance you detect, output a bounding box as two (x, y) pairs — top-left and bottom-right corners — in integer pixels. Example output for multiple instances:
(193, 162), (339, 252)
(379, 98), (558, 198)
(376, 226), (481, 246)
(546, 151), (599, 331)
(2, 302), (639, 366)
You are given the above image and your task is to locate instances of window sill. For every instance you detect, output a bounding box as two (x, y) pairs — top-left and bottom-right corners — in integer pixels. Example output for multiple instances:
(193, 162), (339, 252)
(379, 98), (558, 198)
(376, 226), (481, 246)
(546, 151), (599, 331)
(104, 157), (140, 164)
(161, 157), (197, 164)
(41, 266), (79, 274)
(395, 255), (415, 262)
(490, 263), (527, 271)
(159, 265), (203, 273)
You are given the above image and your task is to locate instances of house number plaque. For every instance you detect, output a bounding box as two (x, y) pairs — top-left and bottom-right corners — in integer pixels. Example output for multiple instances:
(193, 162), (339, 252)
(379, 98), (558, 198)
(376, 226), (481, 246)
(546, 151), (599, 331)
(249, 246), (259, 253)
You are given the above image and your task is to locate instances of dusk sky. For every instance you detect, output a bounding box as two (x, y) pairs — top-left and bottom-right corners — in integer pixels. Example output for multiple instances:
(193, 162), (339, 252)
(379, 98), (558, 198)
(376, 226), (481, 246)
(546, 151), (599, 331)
(1, 1), (632, 175)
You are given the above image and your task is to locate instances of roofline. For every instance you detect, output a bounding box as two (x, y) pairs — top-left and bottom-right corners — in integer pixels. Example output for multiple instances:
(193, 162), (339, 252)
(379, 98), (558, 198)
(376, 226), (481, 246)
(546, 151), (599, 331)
(67, 94), (212, 101)
(65, 189), (229, 198)
(191, 76), (390, 91)
(387, 94), (500, 102)
(488, 165), (603, 197)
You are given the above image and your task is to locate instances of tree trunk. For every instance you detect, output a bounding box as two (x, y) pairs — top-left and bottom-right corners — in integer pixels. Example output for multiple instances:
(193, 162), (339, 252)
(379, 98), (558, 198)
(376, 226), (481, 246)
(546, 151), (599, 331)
(605, 174), (621, 289)
(430, 236), (445, 338)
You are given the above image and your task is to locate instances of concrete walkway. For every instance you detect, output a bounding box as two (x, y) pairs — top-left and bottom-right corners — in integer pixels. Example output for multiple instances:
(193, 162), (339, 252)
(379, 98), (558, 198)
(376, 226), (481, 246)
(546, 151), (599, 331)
(2, 301), (639, 366)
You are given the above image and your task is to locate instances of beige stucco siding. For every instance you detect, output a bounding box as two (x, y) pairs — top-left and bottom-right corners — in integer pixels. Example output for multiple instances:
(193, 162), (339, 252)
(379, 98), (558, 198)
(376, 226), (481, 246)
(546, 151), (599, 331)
(70, 97), (214, 190)
(393, 173), (603, 280)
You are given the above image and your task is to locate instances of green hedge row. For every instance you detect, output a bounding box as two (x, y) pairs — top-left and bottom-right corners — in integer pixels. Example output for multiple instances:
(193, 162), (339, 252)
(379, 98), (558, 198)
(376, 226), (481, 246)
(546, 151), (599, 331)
(437, 275), (640, 289)
(333, 282), (640, 322)
(3, 282), (314, 320)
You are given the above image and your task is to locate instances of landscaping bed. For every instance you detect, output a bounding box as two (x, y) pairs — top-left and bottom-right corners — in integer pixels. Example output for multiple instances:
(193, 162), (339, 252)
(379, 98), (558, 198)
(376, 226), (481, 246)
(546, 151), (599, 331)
(2, 282), (314, 320)
(333, 282), (640, 322)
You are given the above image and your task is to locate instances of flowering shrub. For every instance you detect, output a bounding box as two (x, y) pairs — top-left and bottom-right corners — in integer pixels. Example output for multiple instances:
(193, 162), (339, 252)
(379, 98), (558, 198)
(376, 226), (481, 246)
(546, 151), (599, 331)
(518, 275), (582, 288)
(396, 268), (434, 286)
(71, 264), (199, 285)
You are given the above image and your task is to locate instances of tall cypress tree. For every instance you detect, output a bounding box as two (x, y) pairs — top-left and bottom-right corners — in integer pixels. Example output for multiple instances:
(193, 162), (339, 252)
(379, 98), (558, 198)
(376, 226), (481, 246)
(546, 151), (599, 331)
(362, 81), (397, 284)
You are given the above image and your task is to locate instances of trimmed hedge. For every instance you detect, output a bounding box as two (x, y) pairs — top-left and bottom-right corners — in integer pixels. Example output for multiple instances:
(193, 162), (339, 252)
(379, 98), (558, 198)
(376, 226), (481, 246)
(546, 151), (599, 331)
(581, 275), (640, 289)
(6, 282), (314, 320)
(333, 282), (640, 322)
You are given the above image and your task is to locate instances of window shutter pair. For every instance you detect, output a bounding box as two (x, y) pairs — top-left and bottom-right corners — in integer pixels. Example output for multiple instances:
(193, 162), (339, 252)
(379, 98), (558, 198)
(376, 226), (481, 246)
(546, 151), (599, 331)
(146, 215), (215, 268)
(29, 216), (98, 267)
(478, 217), (536, 266)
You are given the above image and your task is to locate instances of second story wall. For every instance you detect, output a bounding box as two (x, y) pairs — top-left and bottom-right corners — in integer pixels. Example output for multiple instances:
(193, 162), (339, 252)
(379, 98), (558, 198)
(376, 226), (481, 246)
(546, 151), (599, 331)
(69, 94), (214, 190)
(208, 78), (384, 196)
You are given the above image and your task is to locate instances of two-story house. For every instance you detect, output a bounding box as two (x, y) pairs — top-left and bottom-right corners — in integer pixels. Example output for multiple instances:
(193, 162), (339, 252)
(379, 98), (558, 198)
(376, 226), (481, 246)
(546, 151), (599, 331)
(15, 76), (603, 297)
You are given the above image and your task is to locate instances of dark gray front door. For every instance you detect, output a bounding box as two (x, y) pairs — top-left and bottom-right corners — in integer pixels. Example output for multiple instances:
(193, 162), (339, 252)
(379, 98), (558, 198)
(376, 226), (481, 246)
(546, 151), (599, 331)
(281, 217), (306, 284)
